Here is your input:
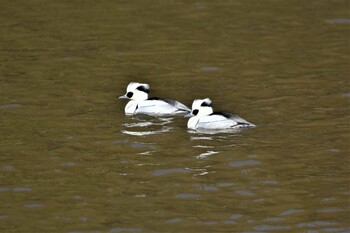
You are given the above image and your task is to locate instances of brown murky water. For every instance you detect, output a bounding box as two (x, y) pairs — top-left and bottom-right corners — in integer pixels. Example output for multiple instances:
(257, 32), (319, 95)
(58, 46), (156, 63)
(0, 0), (349, 232)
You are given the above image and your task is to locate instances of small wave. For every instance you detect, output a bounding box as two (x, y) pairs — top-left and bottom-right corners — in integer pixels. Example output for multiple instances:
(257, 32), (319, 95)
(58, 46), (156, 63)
(121, 126), (173, 136)
(229, 160), (262, 167)
(196, 151), (219, 159)
(123, 119), (173, 128)
(151, 168), (189, 176)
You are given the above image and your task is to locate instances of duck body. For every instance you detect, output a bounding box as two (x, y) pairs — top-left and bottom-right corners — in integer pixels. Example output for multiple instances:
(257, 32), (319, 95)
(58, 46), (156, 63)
(125, 97), (191, 116)
(120, 82), (190, 116)
(186, 98), (255, 130)
(187, 111), (255, 130)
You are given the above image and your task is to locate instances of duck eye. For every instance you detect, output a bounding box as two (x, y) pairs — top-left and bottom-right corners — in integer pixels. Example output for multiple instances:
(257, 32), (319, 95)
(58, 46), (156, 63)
(192, 109), (199, 116)
(126, 92), (133, 98)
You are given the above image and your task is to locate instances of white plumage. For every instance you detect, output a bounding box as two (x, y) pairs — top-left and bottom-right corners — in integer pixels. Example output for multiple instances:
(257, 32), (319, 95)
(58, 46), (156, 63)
(119, 82), (190, 116)
(186, 98), (255, 130)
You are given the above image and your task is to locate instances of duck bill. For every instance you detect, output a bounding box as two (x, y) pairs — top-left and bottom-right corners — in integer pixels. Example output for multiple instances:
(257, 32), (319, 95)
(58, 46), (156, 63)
(119, 95), (129, 99)
(184, 112), (194, 118)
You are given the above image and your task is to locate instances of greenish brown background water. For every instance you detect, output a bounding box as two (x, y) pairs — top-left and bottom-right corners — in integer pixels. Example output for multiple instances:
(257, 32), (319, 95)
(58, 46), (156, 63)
(0, 0), (349, 232)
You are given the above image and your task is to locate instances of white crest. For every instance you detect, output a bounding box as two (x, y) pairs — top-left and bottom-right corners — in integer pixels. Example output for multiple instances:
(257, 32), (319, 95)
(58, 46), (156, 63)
(191, 98), (213, 117)
(121, 82), (149, 101)
(126, 82), (149, 93)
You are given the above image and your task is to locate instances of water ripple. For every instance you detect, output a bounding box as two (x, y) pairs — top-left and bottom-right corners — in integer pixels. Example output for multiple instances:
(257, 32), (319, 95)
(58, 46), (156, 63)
(1, 165), (14, 171)
(263, 217), (285, 222)
(166, 218), (182, 223)
(175, 193), (200, 199)
(122, 117), (174, 136)
(263, 180), (278, 185)
(25, 203), (43, 208)
(235, 190), (255, 196)
(322, 227), (350, 232)
(151, 168), (189, 176)
(327, 18), (350, 24)
(217, 182), (234, 187)
(229, 160), (262, 167)
(200, 66), (218, 71)
(193, 184), (218, 191)
(280, 209), (303, 216)
(123, 118), (172, 127)
(110, 228), (142, 232)
(131, 142), (156, 149)
(255, 225), (291, 231)
(297, 221), (338, 227)
(122, 126), (173, 136)
(190, 136), (213, 140)
(0, 103), (21, 109)
(0, 187), (32, 192)
(224, 220), (237, 224)
(196, 150), (219, 159)
(193, 145), (214, 148)
(316, 207), (343, 213)
(198, 220), (218, 225)
(230, 214), (243, 219)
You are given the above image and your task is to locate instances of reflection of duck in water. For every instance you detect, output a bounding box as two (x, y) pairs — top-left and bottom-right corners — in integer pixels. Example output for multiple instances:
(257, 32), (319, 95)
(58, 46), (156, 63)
(121, 116), (174, 136)
(119, 82), (191, 116)
(186, 98), (255, 130)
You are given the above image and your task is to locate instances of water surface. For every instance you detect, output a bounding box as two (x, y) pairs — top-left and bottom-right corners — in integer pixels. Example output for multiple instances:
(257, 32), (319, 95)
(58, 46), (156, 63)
(0, 0), (349, 232)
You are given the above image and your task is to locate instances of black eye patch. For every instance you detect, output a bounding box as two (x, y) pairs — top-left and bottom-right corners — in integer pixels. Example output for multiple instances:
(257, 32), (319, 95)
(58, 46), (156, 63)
(201, 102), (211, 107)
(136, 85), (149, 93)
(127, 92), (133, 98)
(192, 109), (199, 115)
